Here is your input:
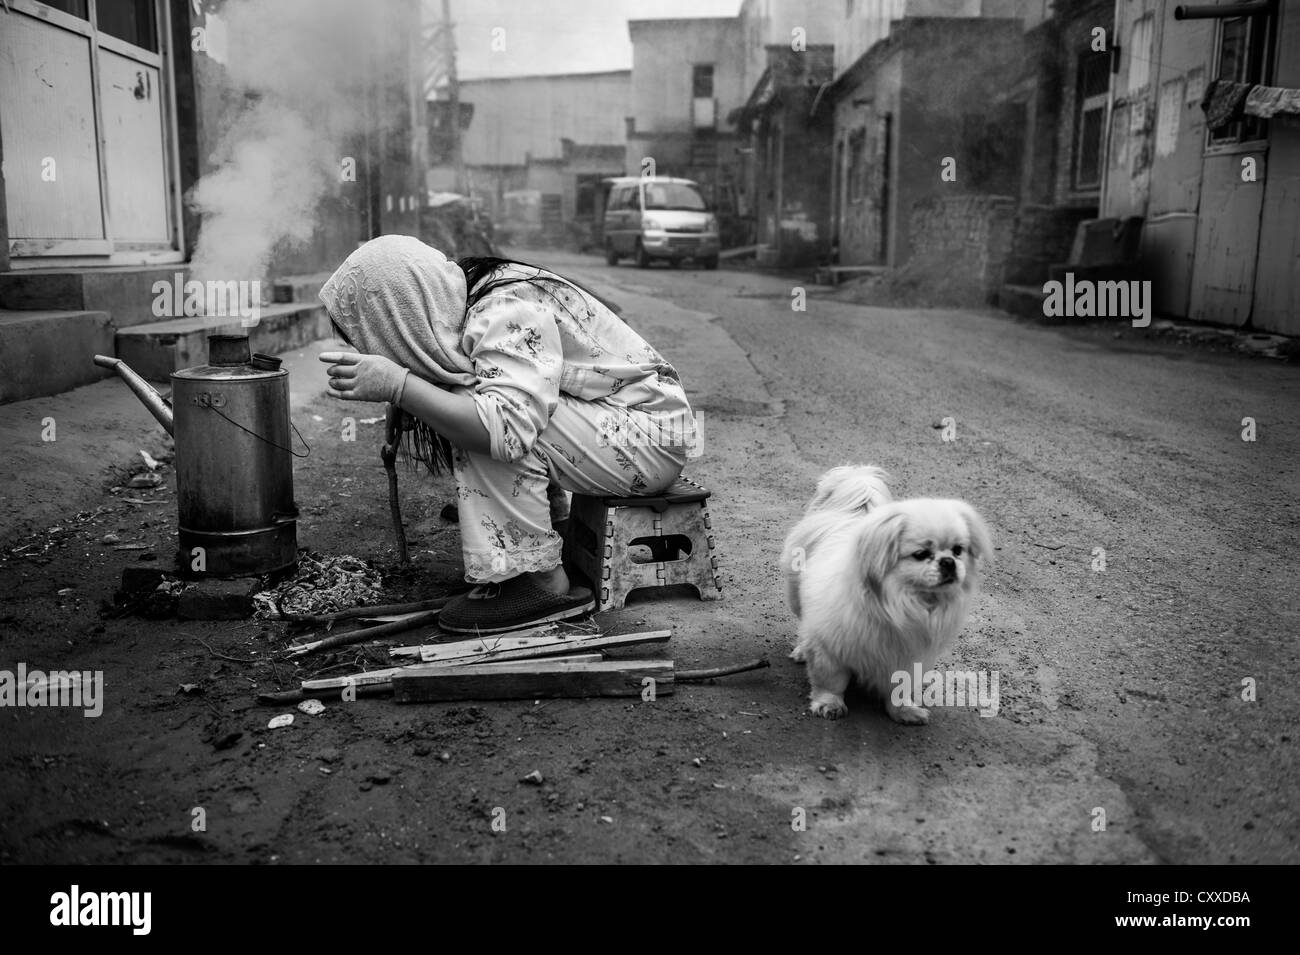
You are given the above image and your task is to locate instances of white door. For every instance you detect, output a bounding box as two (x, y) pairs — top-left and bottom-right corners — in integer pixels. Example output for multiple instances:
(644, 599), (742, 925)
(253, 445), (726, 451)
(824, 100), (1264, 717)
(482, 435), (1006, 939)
(0, 0), (178, 262)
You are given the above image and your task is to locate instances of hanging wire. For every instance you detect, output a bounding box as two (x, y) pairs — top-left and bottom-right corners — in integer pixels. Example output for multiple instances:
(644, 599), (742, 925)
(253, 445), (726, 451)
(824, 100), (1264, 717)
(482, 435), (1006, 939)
(205, 404), (311, 458)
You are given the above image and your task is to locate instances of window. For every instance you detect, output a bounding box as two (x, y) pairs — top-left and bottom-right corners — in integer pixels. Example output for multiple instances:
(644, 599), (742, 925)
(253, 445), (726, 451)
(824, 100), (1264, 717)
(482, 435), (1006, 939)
(1073, 50), (1110, 190)
(1211, 13), (1273, 144)
(693, 65), (714, 99)
(97, 0), (158, 52)
(1128, 16), (1154, 94)
(643, 182), (706, 211)
(40, 0), (88, 16)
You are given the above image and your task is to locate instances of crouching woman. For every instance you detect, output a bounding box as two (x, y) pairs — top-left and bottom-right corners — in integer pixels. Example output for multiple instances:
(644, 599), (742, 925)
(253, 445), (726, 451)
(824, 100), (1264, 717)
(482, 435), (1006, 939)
(318, 235), (695, 634)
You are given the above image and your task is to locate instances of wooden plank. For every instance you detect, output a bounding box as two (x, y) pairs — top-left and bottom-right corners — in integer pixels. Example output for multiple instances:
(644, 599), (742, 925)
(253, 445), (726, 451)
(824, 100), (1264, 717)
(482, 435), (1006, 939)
(388, 623), (560, 659)
(477, 652), (602, 666)
(389, 628), (669, 664)
(302, 668), (401, 692)
(392, 659), (674, 703)
(299, 653), (605, 693)
(391, 634), (566, 663)
(404, 630), (568, 664)
(420, 629), (671, 665)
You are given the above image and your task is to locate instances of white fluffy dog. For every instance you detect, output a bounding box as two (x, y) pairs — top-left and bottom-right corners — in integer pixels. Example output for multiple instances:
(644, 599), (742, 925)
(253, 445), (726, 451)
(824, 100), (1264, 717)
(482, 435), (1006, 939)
(781, 466), (992, 725)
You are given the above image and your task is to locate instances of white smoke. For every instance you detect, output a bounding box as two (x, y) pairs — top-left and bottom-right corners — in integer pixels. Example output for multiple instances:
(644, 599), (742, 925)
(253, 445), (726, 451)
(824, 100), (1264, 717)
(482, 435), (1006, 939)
(187, 0), (410, 291)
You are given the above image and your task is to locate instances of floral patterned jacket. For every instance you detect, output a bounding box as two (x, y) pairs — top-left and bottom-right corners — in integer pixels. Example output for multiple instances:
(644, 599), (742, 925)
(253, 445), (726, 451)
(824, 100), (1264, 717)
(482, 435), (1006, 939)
(463, 264), (695, 463)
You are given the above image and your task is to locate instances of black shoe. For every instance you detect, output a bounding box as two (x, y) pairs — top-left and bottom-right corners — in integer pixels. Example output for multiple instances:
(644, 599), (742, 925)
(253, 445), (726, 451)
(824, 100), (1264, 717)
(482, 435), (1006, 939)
(438, 575), (594, 635)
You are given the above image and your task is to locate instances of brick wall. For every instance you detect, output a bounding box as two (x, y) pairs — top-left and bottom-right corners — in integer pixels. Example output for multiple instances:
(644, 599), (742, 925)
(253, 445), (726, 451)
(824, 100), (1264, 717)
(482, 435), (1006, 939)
(908, 194), (1017, 295)
(1004, 204), (1095, 285)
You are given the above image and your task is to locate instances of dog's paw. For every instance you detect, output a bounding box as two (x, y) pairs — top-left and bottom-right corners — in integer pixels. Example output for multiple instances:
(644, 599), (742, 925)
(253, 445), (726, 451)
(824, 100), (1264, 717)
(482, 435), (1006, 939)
(887, 703), (930, 726)
(789, 645), (807, 663)
(809, 693), (848, 720)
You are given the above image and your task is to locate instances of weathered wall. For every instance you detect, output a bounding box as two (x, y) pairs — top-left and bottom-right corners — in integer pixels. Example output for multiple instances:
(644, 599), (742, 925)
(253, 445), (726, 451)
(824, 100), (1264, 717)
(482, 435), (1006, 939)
(1051, 1), (1112, 208)
(1005, 204), (1095, 284)
(458, 72), (630, 166)
(832, 17), (1024, 270)
(891, 18), (1024, 267)
(830, 0), (1041, 79)
(628, 18), (747, 135)
(747, 46), (835, 266)
(1104, 0), (1293, 331)
(1252, 2), (1300, 335)
(909, 193), (1017, 294)
(0, 105), (8, 272)
(738, 0), (841, 102)
(832, 48), (903, 266)
(1013, 18), (1063, 207)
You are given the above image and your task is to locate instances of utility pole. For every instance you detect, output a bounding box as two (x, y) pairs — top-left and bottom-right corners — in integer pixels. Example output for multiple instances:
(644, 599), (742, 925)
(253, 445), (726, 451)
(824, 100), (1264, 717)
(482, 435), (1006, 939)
(443, 0), (465, 194)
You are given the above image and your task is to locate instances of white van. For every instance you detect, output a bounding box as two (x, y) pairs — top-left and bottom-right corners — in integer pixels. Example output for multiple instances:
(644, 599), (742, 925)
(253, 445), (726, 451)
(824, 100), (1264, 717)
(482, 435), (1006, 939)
(602, 177), (720, 269)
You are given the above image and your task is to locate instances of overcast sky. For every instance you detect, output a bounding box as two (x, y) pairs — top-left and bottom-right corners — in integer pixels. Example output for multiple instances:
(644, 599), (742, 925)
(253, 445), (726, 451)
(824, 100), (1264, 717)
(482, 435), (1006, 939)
(437, 0), (743, 80)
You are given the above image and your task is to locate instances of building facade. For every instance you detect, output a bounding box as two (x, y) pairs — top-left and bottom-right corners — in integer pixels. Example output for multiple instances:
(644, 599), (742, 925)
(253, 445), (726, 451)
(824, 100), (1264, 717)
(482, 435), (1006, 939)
(0, 0), (425, 400)
(626, 17), (750, 244)
(825, 14), (1025, 269)
(733, 45), (837, 267)
(1104, 0), (1298, 334)
(441, 71), (629, 248)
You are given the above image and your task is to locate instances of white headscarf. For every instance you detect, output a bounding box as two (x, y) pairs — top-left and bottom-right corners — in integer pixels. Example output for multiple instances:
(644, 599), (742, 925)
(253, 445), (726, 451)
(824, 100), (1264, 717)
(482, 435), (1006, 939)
(318, 235), (478, 389)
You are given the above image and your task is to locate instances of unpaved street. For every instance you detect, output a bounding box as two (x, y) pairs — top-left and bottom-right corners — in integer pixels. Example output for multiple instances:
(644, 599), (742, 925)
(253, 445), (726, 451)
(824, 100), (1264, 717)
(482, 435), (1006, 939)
(1, 253), (1295, 864)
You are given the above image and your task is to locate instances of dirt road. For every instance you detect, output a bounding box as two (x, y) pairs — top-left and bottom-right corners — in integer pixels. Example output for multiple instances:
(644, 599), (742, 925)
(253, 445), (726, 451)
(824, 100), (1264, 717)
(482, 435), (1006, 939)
(1, 251), (1295, 863)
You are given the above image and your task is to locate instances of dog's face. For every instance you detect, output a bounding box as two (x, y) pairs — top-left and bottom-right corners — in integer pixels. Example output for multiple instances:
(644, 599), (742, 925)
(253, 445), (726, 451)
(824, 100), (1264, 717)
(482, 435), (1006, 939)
(861, 499), (991, 606)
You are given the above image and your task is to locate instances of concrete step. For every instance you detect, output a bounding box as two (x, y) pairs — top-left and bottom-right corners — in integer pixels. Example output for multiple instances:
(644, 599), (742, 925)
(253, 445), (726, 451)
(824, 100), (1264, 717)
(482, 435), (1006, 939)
(1045, 262), (1143, 286)
(997, 283), (1046, 320)
(0, 308), (115, 403)
(272, 271), (333, 305)
(114, 302), (332, 381)
(0, 264), (192, 329)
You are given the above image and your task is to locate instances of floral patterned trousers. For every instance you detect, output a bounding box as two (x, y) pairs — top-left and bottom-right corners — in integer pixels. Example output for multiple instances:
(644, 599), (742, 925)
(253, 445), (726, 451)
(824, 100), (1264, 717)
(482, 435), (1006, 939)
(452, 395), (690, 583)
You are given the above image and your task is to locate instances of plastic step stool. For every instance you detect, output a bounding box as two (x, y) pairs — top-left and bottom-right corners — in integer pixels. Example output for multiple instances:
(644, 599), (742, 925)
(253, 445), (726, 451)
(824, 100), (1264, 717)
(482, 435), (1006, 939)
(562, 476), (722, 612)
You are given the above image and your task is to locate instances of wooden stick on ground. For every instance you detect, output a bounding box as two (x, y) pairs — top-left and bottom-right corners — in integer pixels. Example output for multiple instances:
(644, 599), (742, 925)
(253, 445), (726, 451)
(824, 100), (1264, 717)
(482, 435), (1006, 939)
(676, 658), (770, 682)
(285, 610), (442, 658)
(275, 597), (451, 628)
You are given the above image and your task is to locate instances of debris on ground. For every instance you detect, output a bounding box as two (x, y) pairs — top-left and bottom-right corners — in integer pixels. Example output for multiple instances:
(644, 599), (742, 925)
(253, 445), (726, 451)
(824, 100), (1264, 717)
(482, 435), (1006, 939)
(252, 552), (384, 619)
(106, 574), (187, 620)
(0, 507), (114, 566)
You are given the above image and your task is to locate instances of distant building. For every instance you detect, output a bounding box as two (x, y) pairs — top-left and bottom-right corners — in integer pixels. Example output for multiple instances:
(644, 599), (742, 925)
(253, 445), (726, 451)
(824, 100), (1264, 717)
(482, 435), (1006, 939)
(436, 70), (629, 248)
(823, 9), (1025, 271)
(995, 0), (1116, 296)
(732, 44), (837, 267)
(1103, 0), (1298, 334)
(626, 17), (750, 245)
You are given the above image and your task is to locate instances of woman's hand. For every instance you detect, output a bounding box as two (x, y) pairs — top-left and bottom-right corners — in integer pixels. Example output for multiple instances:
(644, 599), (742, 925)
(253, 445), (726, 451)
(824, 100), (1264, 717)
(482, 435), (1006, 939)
(319, 351), (410, 404)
